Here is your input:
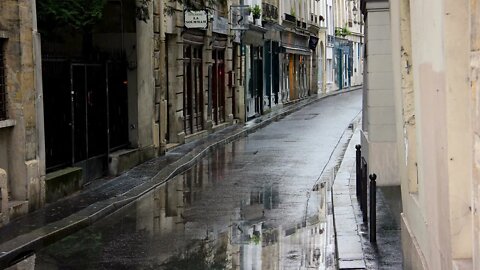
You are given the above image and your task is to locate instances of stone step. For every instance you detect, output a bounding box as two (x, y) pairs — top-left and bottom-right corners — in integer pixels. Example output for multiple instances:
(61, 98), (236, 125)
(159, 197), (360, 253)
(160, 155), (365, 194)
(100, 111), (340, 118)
(45, 167), (83, 203)
(0, 200), (28, 227)
(8, 201), (28, 221)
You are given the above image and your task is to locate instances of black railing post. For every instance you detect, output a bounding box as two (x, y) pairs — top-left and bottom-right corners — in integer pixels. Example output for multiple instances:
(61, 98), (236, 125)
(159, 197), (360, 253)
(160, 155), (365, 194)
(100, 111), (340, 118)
(361, 159), (368, 225)
(355, 144), (361, 199)
(369, 173), (377, 243)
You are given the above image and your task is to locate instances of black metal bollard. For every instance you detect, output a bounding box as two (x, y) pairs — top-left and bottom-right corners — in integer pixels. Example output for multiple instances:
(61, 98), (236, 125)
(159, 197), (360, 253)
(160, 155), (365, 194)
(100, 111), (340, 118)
(355, 145), (361, 200)
(361, 158), (368, 225)
(369, 173), (377, 243)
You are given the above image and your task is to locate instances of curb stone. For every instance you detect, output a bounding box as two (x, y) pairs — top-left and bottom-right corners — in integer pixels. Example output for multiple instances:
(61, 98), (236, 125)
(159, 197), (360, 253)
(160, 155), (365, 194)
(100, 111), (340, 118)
(323, 113), (362, 269)
(331, 125), (367, 269)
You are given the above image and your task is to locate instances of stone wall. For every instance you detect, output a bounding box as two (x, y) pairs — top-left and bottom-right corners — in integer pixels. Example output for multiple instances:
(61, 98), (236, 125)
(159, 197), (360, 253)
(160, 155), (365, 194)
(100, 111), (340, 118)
(0, 0), (44, 213)
(153, 0), (168, 154)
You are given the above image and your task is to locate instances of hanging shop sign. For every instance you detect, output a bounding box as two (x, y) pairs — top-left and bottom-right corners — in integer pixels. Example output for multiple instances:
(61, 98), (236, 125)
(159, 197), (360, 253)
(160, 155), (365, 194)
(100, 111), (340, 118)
(213, 15), (229, 35)
(230, 5), (250, 30)
(185, 10), (208, 29)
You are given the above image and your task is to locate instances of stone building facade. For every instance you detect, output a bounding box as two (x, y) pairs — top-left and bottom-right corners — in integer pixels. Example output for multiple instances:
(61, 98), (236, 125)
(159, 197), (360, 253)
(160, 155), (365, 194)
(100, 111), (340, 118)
(332, 0), (363, 90)
(0, 0), (45, 225)
(162, 0), (237, 143)
(38, 0), (157, 202)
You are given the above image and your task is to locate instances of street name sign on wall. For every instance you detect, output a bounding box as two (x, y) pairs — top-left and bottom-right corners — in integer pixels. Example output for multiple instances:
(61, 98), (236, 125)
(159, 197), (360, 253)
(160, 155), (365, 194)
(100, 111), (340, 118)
(185, 10), (208, 29)
(230, 5), (250, 43)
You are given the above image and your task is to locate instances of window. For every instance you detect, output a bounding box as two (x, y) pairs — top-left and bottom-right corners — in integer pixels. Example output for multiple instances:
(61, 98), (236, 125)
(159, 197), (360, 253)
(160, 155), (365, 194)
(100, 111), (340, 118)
(0, 39), (5, 120)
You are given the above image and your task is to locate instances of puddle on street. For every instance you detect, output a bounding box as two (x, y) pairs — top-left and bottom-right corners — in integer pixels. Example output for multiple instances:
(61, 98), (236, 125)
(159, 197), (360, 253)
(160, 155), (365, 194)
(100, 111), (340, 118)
(30, 139), (328, 270)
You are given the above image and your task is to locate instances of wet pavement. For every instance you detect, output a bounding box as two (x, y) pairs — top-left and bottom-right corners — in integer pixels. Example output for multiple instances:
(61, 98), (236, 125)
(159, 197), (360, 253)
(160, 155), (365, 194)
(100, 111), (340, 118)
(6, 90), (362, 269)
(333, 128), (402, 269)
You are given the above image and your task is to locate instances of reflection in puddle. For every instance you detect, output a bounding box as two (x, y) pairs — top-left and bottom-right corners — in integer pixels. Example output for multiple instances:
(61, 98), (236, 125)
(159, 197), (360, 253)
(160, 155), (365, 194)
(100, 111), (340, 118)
(161, 237), (229, 270)
(32, 140), (328, 270)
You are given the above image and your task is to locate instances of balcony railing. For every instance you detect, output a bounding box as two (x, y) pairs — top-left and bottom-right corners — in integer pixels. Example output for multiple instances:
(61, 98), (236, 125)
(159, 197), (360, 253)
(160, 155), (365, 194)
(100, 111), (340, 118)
(262, 3), (278, 21)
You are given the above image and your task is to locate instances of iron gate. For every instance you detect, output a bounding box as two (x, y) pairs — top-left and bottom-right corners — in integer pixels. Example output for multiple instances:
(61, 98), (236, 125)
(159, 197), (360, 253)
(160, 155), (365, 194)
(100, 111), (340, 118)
(43, 59), (129, 182)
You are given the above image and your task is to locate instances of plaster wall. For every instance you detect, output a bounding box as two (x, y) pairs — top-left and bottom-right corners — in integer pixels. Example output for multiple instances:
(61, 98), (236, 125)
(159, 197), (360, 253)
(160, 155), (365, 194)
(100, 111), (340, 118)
(444, 0), (472, 261)
(395, 0), (474, 268)
(472, 1), (480, 268)
(389, 0), (427, 268)
(399, 0), (450, 266)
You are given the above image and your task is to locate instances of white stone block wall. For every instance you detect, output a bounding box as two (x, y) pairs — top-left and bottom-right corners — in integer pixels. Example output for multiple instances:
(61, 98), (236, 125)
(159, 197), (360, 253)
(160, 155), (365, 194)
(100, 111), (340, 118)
(363, 1), (398, 187)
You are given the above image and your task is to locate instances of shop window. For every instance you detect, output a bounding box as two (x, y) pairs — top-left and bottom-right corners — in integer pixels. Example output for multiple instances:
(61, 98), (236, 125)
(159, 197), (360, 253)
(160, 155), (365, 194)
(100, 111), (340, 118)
(0, 39), (6, 121)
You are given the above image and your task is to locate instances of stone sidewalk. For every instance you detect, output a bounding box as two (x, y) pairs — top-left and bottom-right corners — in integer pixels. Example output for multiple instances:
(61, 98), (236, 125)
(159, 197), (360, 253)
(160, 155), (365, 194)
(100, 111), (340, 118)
(332, 128), (403, 269)
(0, 87), (361, 268)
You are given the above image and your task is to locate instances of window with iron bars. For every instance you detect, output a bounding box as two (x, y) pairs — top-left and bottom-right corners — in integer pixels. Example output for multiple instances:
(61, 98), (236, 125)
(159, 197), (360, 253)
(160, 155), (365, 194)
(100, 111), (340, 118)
(0, 39), (6, 121)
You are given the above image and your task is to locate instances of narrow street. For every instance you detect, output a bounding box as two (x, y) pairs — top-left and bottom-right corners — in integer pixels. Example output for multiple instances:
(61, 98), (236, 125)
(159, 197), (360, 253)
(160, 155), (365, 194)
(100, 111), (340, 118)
(34, 91), (362, 269)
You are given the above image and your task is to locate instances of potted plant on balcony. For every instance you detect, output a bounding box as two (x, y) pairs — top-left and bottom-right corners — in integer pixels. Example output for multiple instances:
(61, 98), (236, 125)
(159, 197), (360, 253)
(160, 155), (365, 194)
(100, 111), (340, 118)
(249, 4), (262, 22)
(335, 26), (351, 37)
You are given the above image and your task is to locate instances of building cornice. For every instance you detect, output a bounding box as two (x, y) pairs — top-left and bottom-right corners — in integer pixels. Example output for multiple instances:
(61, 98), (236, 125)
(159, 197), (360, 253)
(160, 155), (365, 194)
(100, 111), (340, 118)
(361, 0), (389, 16)
(365, 0), (389, 11)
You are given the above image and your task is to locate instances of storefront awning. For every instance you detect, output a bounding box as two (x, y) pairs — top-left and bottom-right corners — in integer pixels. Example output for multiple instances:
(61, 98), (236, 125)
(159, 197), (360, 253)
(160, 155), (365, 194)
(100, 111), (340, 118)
(243, 25), (267, 46)
(281, 45), (311, 56)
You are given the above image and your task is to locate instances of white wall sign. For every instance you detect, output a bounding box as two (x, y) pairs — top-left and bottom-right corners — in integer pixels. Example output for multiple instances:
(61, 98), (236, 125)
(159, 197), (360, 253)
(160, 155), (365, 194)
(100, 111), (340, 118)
(185, 10), (208, 29)
(230, 5), (250, 30)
